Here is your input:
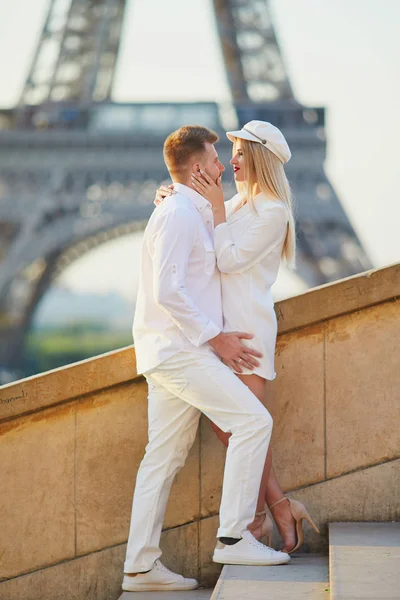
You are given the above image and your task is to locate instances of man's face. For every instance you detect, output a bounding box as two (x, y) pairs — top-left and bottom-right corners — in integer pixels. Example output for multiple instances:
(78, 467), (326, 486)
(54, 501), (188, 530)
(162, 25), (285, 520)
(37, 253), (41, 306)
(197, 142), (225, 182)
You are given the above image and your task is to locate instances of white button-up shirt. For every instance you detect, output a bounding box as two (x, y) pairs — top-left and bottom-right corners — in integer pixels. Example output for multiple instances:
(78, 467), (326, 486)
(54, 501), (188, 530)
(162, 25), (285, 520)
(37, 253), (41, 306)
(213, 192), (289, 380)
(133, 183), (222, 374)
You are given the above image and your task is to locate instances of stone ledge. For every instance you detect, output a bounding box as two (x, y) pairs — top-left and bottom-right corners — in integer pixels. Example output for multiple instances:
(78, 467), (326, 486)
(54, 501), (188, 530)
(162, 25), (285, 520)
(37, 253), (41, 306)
(329, 523), (400, 600)
(0, 345), (138, 422)
(1, 459), (398, 593)
(276, 262), (400, 334)
(211, 556), (329, 600)
(119, 591), (211, 600)
(0, 522), (204, 600)
(285, 458), (400, 553)
(0, 543), (126, 600)
(182, 456), (400, 541)
(1, 262), (398, 422)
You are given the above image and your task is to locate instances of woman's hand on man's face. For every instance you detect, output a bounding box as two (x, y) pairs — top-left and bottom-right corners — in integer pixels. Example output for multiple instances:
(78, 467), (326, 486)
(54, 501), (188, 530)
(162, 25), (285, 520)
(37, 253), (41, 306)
(154, 184), (175, 206)
(191, 170), (224, 207)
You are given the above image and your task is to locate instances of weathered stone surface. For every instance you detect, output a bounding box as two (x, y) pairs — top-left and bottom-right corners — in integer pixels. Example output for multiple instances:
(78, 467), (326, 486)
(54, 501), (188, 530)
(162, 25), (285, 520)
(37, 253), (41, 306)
(75, 383), (200, 555)
(199, 515), (223, 588)
(0, 524), (203, 600)
(160, 522), (200, 581)
(329, 522), (400, 600)
(3, 263), (398, 422)
(325, 301), (400, 478)
(75, 384), (148, 555)
(211, 555), (329, 600)
(268, 324), (325, 491)
(0, 345), (137, 421)
(119, 591), (212, 600)
(276, 263), (400, 334)
(0, 264), (400, 419)
(0, 543), (126, 600)
(200, 416), (226, 518)
(0, 264), (398, 596)
(287, 458), (400, 553)
(0, 404), (76, 579)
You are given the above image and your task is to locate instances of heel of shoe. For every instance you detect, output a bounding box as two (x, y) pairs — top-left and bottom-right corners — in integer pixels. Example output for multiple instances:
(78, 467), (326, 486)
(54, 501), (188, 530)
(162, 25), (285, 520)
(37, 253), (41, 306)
(269, 497), (320, 554)
(288, 498), (320, 535)
(304, 512), (320, 535)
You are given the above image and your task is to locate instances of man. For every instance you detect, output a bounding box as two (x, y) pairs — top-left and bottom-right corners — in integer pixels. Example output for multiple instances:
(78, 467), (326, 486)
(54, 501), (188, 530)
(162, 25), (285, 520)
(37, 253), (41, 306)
(122, 126), (290, 593)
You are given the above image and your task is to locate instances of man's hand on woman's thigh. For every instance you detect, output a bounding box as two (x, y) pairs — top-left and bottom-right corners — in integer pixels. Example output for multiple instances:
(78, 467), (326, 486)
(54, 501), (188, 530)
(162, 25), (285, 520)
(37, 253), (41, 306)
(209, 332), (262, 374)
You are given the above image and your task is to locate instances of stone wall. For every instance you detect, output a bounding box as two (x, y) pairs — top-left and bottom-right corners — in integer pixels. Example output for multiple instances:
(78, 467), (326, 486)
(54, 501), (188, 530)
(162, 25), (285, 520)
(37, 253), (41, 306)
(0, 263), (399, 599)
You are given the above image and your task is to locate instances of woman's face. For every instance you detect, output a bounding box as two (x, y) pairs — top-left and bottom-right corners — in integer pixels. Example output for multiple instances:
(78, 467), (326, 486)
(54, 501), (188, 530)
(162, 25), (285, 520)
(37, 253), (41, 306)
(230, 140), (246, 182)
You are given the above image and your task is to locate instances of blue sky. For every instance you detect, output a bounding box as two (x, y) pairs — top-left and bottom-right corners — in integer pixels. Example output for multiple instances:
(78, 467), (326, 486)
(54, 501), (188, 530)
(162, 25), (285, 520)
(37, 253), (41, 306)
(0, 0), (399, 300)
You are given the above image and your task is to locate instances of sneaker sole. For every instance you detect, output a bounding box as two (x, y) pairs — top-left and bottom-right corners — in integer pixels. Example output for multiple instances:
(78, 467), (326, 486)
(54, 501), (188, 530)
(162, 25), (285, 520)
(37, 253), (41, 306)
(213, 554), (290, 566)
(122, 582), (199, 591)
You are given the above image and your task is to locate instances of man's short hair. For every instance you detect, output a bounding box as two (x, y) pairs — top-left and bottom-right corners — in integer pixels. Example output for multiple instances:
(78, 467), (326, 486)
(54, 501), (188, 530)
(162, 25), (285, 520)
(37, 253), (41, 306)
(163, 125), (219, 175)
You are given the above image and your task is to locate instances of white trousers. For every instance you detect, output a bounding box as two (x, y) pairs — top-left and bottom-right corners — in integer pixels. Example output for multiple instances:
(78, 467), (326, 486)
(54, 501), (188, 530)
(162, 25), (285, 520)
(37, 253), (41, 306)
(124, 351), (273, 573)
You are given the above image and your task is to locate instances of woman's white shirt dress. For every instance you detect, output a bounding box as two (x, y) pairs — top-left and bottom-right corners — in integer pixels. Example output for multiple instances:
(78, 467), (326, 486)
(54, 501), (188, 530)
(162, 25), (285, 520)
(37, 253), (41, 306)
(214, 192), (289, 380)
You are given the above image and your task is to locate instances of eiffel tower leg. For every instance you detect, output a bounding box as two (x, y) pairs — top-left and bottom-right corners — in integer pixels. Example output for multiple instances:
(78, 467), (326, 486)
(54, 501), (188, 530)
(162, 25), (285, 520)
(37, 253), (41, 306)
(0, 253), (60, 372)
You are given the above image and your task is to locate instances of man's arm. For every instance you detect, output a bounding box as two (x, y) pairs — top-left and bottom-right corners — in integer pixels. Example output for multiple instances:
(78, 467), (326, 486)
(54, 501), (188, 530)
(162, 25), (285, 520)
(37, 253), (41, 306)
(208, 331), (262, 373)
(152, 207), (220, 346)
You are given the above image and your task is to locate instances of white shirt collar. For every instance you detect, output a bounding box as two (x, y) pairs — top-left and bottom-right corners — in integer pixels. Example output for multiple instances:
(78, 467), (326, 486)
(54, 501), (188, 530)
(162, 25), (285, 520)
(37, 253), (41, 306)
(173, 182), (211, 213)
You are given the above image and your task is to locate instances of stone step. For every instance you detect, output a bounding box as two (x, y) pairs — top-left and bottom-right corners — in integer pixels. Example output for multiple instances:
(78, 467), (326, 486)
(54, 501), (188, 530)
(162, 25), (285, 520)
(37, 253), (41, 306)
(119, 589), (212, 600)
(210, 554), (329, 600)
(329, 522), (400, 600)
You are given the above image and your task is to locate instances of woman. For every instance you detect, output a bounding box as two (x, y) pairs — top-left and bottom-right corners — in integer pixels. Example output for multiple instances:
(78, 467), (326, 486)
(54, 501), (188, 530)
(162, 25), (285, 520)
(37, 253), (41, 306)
(156, 120), (319, 553)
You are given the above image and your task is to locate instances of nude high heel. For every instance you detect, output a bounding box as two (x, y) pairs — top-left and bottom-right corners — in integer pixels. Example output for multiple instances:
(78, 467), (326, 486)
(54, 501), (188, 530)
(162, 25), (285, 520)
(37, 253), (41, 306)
(254, 507), (274, 547)
(269, 496), (320, 554)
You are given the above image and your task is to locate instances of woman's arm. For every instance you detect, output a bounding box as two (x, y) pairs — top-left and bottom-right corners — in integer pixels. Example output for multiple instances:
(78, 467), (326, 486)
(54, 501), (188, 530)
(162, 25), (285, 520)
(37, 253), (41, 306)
(154, 184), (175, 206)
(214, 204), (288, 274)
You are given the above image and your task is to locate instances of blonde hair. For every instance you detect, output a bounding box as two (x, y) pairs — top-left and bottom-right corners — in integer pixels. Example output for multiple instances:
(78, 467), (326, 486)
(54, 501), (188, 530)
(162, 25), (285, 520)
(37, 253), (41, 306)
(235, 138), (296, 270)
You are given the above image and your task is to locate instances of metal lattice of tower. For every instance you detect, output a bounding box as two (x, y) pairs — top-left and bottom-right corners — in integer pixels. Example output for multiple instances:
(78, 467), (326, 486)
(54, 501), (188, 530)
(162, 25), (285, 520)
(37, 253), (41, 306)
(19, 0), (126, 106)
(0, 0), (372, 376)
(214, 0), (372, 285)
(213, 0), (293, 103)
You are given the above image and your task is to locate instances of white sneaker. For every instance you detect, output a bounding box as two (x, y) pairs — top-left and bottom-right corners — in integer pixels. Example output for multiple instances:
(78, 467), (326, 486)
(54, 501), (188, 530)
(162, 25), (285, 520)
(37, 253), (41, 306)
(213, 530), (291, 566)
(122, 559), (199, 592)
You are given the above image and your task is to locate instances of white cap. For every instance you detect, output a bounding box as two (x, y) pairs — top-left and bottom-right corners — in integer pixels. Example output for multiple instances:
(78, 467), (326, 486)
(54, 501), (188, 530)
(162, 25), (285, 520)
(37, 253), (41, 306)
(226, 120), (291, 164)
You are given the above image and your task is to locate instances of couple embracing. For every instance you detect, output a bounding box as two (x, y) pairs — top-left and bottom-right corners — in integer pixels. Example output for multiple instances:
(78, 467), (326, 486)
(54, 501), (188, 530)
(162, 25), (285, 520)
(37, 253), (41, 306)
(122, 120), (320, 592)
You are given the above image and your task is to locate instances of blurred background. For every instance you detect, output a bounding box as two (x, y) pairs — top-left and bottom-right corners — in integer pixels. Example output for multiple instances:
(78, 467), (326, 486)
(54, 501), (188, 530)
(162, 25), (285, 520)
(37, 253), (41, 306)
(0, 0), (399, 384)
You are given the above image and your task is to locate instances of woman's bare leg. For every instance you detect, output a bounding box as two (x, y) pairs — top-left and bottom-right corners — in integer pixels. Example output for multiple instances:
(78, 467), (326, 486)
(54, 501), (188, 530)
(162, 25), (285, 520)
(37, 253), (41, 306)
(210, 373), (296, 550)
(264, 466), (296, 551)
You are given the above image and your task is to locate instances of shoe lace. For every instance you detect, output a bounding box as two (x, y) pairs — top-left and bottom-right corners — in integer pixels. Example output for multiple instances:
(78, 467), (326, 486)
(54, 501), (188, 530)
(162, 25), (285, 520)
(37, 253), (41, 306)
(246, 532), (273, 551)
(155, 560), (173, 574)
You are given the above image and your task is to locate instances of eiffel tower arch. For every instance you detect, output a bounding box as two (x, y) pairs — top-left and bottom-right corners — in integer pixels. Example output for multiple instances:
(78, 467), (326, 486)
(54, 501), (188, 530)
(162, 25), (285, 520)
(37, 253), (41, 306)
(0, 0), (371, 372)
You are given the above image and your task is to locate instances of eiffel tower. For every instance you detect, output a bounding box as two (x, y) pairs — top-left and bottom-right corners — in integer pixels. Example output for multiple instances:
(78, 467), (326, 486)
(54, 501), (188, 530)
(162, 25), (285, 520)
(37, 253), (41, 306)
(0, 0), (371, 373)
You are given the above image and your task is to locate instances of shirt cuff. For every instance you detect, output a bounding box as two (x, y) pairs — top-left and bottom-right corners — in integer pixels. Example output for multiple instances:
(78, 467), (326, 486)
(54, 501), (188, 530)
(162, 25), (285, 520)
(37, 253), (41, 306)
(193, 320), (221, 347)
(214, 221), (233, 255)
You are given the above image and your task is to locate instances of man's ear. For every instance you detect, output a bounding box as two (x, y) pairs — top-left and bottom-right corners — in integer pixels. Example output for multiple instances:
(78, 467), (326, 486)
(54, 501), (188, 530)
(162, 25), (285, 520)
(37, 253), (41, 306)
(192, 162), (201, 174)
